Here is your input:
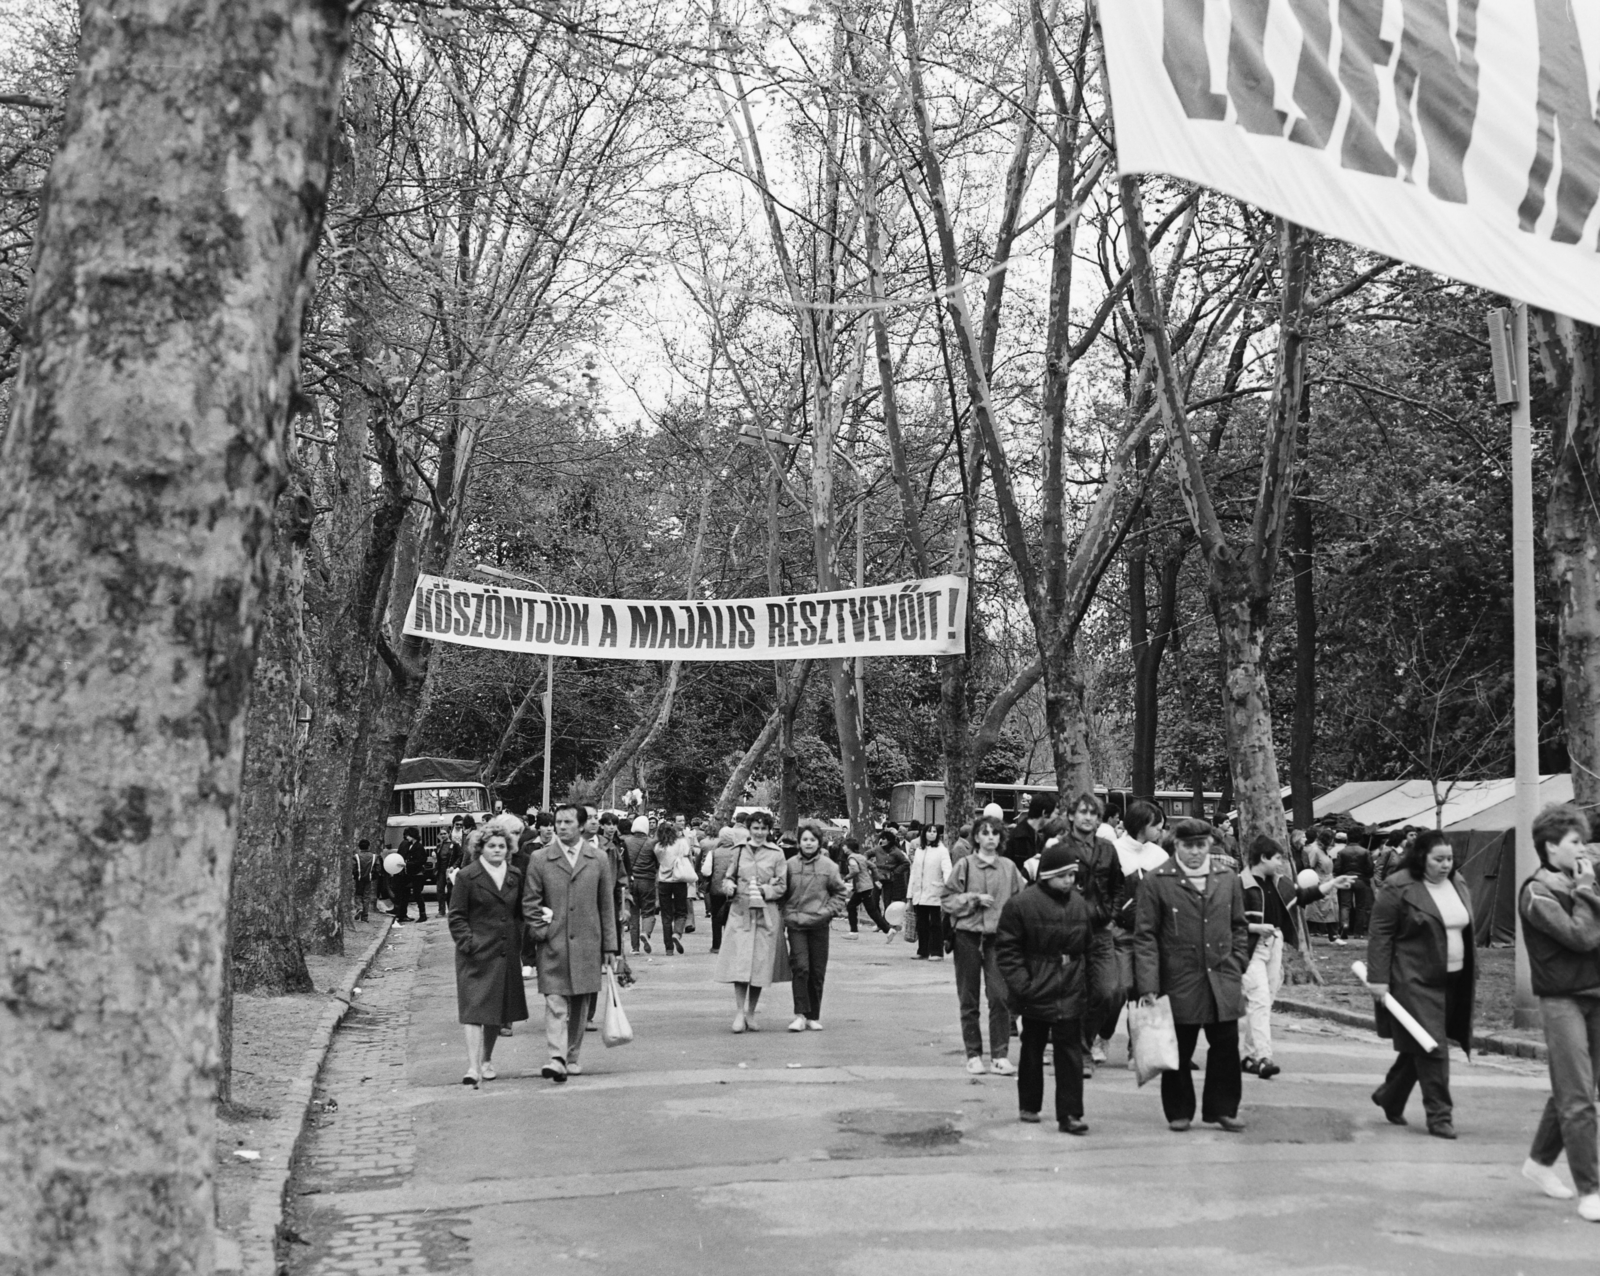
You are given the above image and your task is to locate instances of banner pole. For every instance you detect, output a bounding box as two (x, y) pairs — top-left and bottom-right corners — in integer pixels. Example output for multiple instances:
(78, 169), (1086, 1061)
(1510, 301), (1541, 1030)
(542, 652), (554, 814)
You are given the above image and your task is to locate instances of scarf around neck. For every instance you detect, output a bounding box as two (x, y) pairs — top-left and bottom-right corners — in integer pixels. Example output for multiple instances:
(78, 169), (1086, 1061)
(1177, 854), (1212, 885)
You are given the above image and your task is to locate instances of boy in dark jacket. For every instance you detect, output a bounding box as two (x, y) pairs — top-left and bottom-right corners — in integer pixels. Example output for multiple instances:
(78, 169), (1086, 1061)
(1062, 793), (1127, 1074)
(395, 828), (429, 923)
(1134, 818), (1250, 1133)
(1520, 803), (1600, 1221)
(352, 839), (378, 923)
(995, 844), (1097, 1134)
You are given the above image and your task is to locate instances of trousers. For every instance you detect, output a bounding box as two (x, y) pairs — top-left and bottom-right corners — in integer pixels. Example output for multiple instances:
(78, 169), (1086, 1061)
(1083, 925), (1121, 1047)
(787, 925), (831, 1019)
(848, 889), (889, 933)
(1529, 994), (1600, 1195)
(1019, 1017), (1083, 1121)
(1162, 1020), (1243, 1122)
(914, 905), (943, 958)
(953, 930), (1011, 1059)
(709, 894), (731, 950)
(1374, 1049), (1453, 1127)
(544, 992), (595, 1065)
(1240, 931), (1284, 1061)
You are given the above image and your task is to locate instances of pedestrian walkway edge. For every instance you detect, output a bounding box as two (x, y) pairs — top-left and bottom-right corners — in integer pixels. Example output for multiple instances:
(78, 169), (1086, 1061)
(231, 918), (395, 1276)
(1276, 993), (1548, 1063)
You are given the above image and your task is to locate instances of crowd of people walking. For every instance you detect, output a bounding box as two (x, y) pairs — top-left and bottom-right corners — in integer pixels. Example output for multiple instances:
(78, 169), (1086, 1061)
(406, 791), (1600, 1225)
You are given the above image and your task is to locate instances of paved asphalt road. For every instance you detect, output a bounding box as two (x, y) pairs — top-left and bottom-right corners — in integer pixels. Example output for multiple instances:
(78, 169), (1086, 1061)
(285, 916), (1598, 1275)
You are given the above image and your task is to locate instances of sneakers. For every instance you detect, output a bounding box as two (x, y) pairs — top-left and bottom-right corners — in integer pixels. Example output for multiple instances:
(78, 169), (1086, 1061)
(1523, 1157), (1575, 1200)
(1018, 1111), (1041, 1124)
(566, 1061), (583, 1076)
(479, 1062), (497, 1081)
(1333, 937), (1348, 946)
(885, 930), (899, 944)
(806, 1020), (824, 1031)
(787, 1016), (808, 1032)
(1579, 1193), (1600, 1222)
(1256, 1060), (1281, 1080)
(1090, 1041), (1107, 1065)
(842, 933), (860, 941)
(965, 1056), (988, 1075)
(990, 1057), (1016, 1076)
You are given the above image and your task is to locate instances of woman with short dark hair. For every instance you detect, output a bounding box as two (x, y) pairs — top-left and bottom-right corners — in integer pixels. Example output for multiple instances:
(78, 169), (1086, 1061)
(1367, 829), (1476, 1138)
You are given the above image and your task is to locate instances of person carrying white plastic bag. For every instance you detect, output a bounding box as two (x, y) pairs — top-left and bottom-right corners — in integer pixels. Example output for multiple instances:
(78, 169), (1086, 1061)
(599, 965), (633, 1047)
(1127, 995), (1180, 1087)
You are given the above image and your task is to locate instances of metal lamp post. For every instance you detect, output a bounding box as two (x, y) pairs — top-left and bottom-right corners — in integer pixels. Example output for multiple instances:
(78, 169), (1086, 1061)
(1487, 304), (1541, 1030)
(474, 562), (555, 813)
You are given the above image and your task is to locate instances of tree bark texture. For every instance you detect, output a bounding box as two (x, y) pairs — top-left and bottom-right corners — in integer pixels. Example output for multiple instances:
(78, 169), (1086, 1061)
(1535, 315), (1600, 814)
(230, 481), (316, 996)
(0, 2), (347, 1270)
(1289, 391), (1317, 828)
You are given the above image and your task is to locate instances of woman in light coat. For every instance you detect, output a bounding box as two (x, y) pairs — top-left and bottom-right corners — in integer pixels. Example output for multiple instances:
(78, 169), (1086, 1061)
(448, 830), (528, 1087)
(908, 826), (954, 962)
(714, 810), (790, 1032)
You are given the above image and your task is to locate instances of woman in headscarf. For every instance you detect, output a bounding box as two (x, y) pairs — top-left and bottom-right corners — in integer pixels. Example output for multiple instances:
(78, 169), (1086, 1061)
(448, 829), (528, 1087)
(714, 810), (789, 1032)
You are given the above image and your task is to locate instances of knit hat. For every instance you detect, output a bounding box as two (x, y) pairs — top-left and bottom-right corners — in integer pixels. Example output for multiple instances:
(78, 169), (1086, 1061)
(631, 816), (650, 835)
(1036, 844), (1079, 880)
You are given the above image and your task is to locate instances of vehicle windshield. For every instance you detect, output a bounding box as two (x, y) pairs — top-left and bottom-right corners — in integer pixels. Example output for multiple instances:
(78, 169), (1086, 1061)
(399, 786), (488, 816)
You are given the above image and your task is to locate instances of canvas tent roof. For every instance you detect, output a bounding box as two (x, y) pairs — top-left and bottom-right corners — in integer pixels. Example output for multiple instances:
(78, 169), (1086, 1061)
(1438, 774), (1574, 832)
(1310, 779), (1406, 821)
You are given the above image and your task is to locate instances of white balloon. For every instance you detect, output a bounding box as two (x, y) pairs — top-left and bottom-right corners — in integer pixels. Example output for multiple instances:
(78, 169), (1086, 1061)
(1296, 868), (1320, 891)
(383, 851), (406, 876)
(885, 901), (907, 927)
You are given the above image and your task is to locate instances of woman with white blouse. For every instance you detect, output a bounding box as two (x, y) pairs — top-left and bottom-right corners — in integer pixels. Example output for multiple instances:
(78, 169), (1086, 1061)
(1366, 829), (1477, 1139)
(907, 825), (954, 961)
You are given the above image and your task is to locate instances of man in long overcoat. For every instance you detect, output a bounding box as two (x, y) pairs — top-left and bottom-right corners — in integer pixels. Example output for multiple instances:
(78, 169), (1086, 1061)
(1134, 817), (1250, 1132)
(523, 803), (617, 1082)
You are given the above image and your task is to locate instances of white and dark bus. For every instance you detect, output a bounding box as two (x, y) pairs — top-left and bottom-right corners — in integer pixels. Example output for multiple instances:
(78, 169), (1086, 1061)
(886, 780), (1222, 829)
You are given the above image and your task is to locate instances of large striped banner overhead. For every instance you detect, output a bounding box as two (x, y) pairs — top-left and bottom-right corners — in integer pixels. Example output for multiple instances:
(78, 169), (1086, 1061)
(1100, 0), (1600, 325)
(404, 574), (969, 661)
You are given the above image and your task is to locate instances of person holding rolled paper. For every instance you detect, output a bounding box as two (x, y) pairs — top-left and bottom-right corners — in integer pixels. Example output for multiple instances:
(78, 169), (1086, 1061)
(1366, 829), (1477, 1139)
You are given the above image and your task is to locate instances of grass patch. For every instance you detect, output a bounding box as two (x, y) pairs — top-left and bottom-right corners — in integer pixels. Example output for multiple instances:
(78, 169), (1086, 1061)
(1287, 939), (1520, 1036)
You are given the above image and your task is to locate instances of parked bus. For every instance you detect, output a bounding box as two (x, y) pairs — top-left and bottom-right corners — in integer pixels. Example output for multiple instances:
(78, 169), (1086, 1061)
(886, 780), (1222, 829)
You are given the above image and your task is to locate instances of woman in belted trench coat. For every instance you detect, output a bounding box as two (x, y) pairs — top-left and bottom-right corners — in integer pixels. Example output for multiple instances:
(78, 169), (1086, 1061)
(714, 810), (790, 1033)
(1367, 829), (1476, 1138)
(449, 830), (528, 1087)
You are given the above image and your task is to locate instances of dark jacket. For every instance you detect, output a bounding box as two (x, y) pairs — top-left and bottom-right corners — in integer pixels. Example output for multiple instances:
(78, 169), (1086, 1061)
(1333, 844), (1372, 881)
(1003, 820), (1042, 877)
(1133, 856), (1249, 1024)
(1367, 868), (1476, 1057)
(1239, 868), (1323, 957)
(448, 860), (530, 1026)
(1518, 869), (1600, 998)
(1062, 827), (1126, 929)
(995, 882), (1097, 1023)
(399, 835), (428, 877)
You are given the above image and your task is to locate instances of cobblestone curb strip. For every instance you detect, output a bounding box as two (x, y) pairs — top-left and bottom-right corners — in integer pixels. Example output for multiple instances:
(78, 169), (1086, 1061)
(225, 919), (395, 1276)
(1276, 994), (1548, 1063)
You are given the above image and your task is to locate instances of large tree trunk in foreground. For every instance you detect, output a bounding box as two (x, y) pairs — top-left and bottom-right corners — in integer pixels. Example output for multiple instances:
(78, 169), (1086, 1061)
(1536, 314), (1600, 815)
(0, 2), (347, 1270)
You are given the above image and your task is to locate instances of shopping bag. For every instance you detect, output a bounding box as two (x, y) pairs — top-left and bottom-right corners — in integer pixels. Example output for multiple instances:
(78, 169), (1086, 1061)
(1127, 995), (1179, 1087)
(600, 968), (633, 1048)
(903, 904), (917, 943)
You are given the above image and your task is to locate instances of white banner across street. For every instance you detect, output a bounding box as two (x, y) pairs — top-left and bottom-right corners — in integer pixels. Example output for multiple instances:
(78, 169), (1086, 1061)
(1101, 0), (1600, 325)
(403, 573), (970, 661)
